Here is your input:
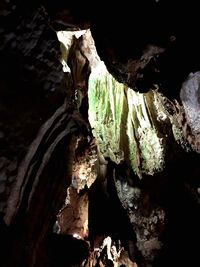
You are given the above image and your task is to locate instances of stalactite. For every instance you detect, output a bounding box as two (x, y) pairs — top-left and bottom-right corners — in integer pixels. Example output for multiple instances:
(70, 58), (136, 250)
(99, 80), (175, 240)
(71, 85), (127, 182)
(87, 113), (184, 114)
(88, 61), (179, 178)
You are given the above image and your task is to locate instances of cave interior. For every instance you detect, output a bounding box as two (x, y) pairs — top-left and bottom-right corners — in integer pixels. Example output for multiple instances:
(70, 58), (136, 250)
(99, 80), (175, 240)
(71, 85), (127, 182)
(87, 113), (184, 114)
(0, 1), (200, 267)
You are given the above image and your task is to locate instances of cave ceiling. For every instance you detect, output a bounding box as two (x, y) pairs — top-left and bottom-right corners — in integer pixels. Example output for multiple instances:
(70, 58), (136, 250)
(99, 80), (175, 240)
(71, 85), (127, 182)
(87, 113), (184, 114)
(2, 0), (200, 99)
(44, 0), (200, 99)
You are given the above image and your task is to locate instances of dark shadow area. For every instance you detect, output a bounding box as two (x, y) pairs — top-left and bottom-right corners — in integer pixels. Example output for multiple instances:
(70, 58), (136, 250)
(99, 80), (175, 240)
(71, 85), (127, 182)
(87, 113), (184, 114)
(88, 161), (143, 264)
(141, 151), (200, 267)
(48, 233), (89, 267)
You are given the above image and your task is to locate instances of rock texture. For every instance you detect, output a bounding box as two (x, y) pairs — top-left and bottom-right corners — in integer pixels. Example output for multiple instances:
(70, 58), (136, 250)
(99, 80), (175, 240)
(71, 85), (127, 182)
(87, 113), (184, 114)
(180, 71), (200, 152)
(0, 6), (68, 214)
(0, 2), (200, 267)
(0, 4), (90, 267)
(88, 59), (189, 178)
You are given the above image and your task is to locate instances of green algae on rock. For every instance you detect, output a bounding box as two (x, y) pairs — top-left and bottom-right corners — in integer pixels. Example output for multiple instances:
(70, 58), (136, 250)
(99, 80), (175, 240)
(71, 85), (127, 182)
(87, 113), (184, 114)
(88, 62), (169, 178)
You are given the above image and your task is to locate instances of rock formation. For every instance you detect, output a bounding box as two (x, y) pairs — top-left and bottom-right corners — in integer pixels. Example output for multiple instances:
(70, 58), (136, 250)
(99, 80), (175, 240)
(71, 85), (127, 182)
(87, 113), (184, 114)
(0, 1), (199, 267)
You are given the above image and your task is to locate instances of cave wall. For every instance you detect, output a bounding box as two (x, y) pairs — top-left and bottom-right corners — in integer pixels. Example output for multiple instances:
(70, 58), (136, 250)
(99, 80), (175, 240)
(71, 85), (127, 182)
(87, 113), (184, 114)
(0, 4), (88, 267)
(0, 6), (67, 212)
